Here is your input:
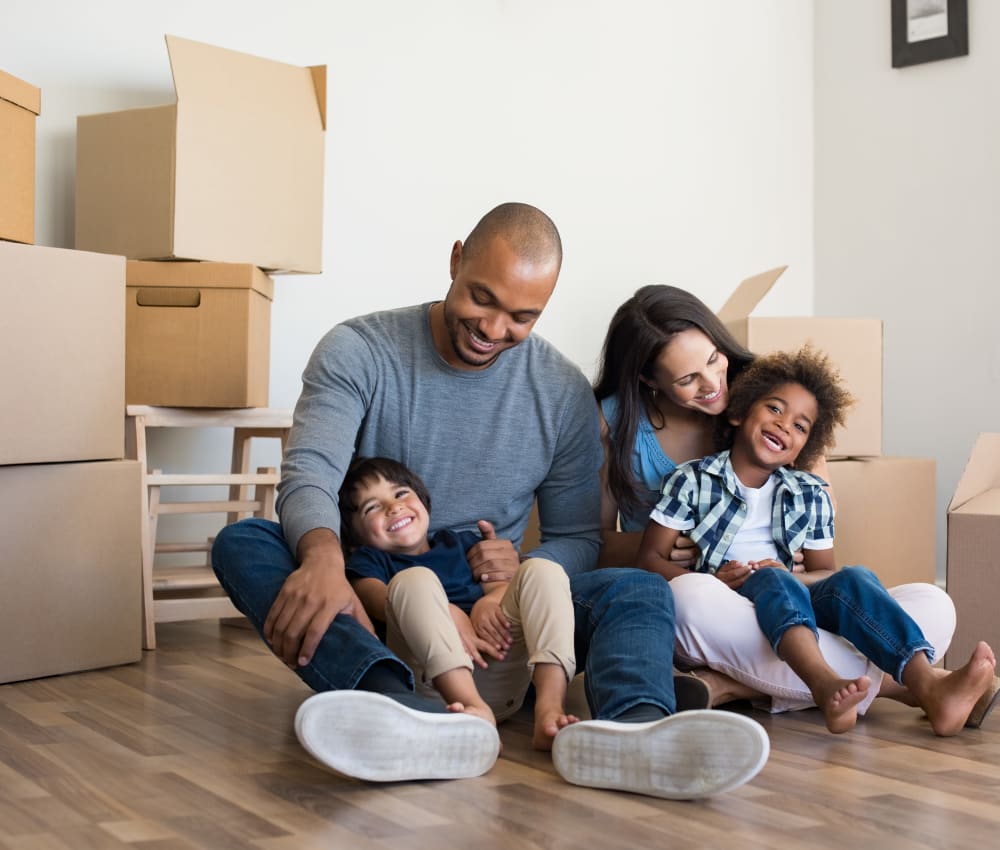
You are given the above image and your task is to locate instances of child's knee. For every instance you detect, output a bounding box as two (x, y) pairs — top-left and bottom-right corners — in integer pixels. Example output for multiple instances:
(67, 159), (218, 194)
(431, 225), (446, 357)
(386, 566), (443, 601)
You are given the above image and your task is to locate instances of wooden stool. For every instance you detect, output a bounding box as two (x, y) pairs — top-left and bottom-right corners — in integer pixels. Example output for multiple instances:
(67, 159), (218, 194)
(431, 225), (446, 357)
(125, 405), (293, 649)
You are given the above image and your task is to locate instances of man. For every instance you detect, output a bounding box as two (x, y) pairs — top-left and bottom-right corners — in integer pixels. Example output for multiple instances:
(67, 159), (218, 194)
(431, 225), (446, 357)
(212, 202), (769, 798)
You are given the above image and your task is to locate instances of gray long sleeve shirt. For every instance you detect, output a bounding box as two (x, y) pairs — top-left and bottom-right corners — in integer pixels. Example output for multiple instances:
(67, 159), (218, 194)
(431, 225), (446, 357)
(276, 302), (603, 575)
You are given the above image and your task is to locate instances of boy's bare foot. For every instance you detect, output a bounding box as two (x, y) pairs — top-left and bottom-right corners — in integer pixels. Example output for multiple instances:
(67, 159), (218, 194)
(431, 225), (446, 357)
(921, 642), (997, 737)
(813, 676), (870, 734)
(532, 704), (580, 751)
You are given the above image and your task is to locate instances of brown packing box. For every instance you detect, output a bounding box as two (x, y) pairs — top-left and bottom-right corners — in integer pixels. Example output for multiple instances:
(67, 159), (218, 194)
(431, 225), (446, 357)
(718, 267), (883, 458)
(76, 35), (326, 273)
(946, 434), (1000, 666)
(126, 260), (273, 407)
(0, 242), (125, 465)
(825, 456), (936, 588)
(0, 68), (41, 245)
(0, 460), (142, 683)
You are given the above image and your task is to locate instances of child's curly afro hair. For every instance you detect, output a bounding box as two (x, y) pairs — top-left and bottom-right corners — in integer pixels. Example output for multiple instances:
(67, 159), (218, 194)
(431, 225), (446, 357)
(718, 345), (855, 471)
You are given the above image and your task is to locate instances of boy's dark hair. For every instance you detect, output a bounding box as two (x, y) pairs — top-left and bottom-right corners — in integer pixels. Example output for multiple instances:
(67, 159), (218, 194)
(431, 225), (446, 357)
(718, 345), (854, 470)
(337, 456), (432, 553)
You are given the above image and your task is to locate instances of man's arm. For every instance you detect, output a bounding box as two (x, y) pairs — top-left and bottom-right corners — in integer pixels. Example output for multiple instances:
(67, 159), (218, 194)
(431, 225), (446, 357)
(528, 383), (604, 575)
(267, 325), (379, 666)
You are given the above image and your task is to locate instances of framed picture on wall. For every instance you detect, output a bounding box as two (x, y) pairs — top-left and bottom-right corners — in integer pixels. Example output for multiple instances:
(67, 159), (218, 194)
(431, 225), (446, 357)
(892, 0), (969, 68)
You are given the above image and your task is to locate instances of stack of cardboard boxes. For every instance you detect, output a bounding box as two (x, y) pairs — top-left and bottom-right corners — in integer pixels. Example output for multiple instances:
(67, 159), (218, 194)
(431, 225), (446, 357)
(719, 266), (936, 588)
(1, 71), (142, 683)
(75, 35), (326, 407)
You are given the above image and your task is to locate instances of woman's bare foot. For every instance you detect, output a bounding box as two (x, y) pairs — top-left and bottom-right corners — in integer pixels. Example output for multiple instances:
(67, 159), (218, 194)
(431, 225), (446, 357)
(813, 676), (871, 734)
(692, 668), (764, 707)
(919, 642), (997, 737)
(532, 703), (579, 751)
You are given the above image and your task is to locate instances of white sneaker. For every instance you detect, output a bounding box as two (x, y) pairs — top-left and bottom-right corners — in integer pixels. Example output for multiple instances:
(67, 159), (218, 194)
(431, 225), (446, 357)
(294, 690), (500, 782)
(551, 709), (769, 799)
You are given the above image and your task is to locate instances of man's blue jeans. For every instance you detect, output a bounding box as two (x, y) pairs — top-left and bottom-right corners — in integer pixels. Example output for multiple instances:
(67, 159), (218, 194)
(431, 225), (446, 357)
(211, 518), (678, 718)
(738, 565), (934, 683)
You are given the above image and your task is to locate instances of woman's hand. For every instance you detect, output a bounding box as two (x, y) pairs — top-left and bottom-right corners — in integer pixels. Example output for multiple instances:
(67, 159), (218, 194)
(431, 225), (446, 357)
(669, 534), (700, 569)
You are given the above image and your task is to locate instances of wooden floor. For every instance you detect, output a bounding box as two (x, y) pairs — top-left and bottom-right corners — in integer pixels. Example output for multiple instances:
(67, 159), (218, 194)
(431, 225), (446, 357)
(3, 623), (1000, 850)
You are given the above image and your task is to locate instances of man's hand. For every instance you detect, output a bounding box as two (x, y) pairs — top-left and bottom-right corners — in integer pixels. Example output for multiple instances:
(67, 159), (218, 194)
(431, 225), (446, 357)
(467, 520), (520, 583)
(263, 530), (375, 669)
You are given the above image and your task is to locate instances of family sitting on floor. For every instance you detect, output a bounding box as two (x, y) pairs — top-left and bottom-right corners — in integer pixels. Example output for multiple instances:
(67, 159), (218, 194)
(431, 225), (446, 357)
(211, 202), (1000, 801)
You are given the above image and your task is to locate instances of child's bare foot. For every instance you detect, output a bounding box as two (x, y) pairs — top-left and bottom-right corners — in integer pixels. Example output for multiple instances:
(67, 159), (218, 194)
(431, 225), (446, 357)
(532, 705), (579, 751)
(921, 642), (997, 737)
(813, 676), (870, 734)
(446, 700), (497, 728)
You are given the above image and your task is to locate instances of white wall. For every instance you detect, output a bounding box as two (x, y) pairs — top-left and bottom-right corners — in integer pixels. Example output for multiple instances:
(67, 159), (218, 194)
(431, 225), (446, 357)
(2, 1), (815, 542)
(814, 1), (1000, 580)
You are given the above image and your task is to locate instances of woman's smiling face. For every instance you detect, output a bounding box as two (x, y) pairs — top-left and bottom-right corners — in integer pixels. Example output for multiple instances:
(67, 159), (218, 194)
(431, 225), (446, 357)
(646, 328), (731, 416)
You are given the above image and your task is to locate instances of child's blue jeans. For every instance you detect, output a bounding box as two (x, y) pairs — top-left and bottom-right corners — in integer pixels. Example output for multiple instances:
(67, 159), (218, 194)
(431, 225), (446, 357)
(738, 565), (934, 683)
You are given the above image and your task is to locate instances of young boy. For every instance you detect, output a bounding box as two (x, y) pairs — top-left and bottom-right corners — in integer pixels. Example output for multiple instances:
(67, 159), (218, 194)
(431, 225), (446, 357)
(637, 346), (997, 736)
(339, 456), (579, 750)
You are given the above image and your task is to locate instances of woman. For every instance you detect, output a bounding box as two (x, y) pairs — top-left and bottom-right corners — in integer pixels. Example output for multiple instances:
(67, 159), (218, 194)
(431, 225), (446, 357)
(594, 284), (972, 720)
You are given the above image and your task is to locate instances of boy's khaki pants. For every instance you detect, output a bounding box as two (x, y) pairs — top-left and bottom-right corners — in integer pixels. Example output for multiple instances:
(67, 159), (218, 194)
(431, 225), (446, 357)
(384, 558), (576, 721)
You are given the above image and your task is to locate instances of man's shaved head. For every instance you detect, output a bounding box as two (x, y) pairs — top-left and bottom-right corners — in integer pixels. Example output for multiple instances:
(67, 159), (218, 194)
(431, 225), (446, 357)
(461, 202), (562, 270)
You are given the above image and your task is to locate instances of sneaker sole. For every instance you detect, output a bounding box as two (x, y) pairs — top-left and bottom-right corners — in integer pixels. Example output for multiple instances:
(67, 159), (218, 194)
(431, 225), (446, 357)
(551, 709), (769, 799)
(295, 691), (500, 782)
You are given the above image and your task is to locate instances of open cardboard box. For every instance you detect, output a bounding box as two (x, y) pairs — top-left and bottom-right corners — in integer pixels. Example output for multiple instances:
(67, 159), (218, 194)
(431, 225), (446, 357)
(719, 267), (883, 458)
(0, 68), (41, 244)
(126, 260), (274, 408)
(76, 35), (325, 273)
(0, 242), (125, 465)
(946, 433), (1000, 666)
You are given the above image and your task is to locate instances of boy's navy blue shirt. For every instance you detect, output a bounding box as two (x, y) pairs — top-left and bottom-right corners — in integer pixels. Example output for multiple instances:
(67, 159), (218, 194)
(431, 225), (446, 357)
(345, 528), (486, 613)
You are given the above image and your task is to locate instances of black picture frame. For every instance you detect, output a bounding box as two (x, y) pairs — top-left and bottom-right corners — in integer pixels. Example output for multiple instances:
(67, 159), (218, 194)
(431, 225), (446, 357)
(892, 0), (969, 68)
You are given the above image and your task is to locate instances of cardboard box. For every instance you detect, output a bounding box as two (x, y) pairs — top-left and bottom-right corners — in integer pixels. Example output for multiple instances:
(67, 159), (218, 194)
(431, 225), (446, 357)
(718, 267), (883, 458)
(76, 35), (325, 273)
(0, 68), (40, 245)
(946, 434), (1000, 666)
(0, 460), (142, 683)
(126, 260), (273, 407)
(0, 242), (125, 465)
(825, 456), (936, 588)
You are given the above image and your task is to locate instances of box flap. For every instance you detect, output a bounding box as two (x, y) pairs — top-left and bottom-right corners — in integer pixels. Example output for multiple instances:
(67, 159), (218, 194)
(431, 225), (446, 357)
(309, 65), (327, 130)
(949, 433), (1000, 512)
(126, 260), (274, 300)
(953, 488), (1000, 516)
(0, 68), (41, 115)
(163, 34), (325, 273)
(717, 266), (788, 324)
(165, 35), (323, 127)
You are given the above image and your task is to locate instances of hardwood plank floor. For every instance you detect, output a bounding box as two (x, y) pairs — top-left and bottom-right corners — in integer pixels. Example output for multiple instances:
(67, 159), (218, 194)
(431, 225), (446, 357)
(2, 622), (997, 849)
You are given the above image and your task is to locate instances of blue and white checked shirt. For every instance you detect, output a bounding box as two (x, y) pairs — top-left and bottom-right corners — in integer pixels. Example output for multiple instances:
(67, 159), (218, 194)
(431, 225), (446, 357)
(650, 450), (834, 574)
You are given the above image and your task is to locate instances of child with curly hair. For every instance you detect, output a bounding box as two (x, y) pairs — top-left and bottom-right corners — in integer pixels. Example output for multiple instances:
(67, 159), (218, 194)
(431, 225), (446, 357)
(638, 346), (996, 735)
